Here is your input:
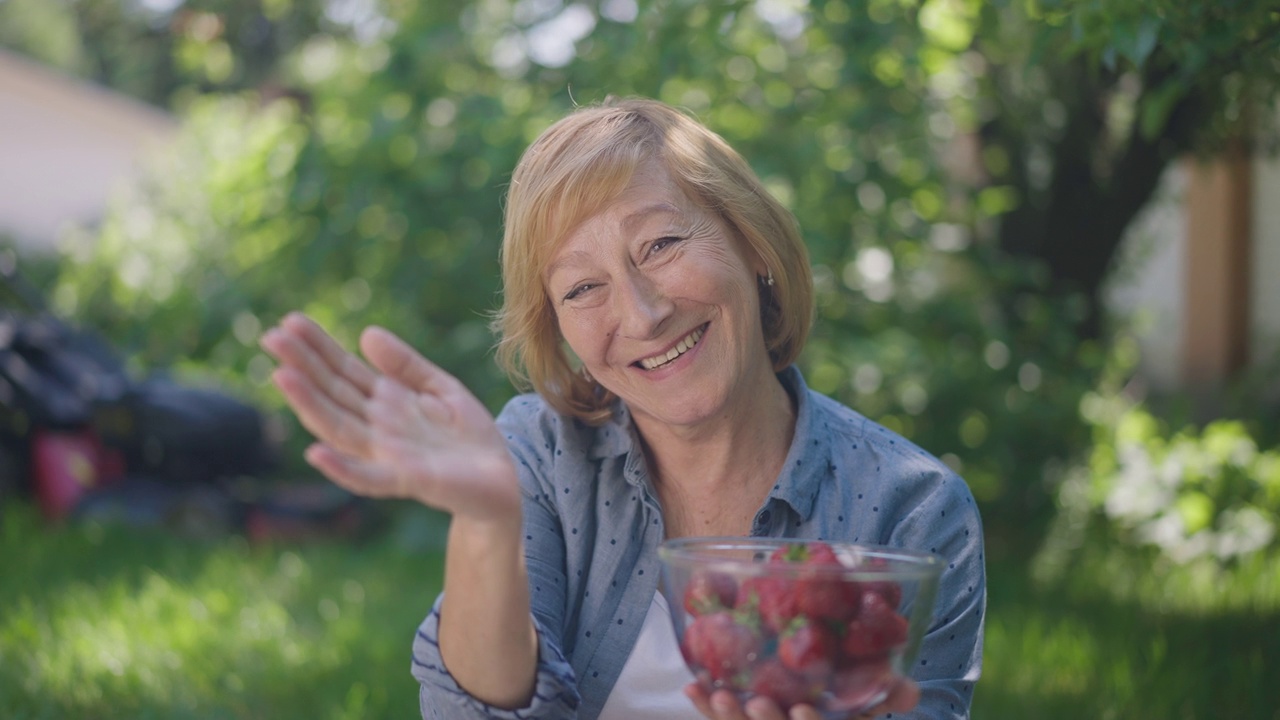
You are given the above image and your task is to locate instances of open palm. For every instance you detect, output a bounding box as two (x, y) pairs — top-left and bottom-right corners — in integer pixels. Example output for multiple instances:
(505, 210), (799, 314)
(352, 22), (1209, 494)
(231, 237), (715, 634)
(261, 313), (520, 523)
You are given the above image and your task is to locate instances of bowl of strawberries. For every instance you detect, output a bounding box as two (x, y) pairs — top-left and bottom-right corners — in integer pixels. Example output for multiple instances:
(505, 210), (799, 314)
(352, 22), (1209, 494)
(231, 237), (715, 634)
(657, 537), (943, 716)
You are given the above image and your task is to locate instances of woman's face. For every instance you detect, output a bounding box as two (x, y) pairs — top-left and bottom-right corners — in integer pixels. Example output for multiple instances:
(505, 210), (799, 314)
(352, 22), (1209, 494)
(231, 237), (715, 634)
(544, 160), (774, 432)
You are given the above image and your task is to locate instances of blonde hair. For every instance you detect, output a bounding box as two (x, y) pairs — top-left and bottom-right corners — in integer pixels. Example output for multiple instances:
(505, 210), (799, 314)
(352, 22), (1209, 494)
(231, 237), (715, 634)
(492, 97), (813, 424)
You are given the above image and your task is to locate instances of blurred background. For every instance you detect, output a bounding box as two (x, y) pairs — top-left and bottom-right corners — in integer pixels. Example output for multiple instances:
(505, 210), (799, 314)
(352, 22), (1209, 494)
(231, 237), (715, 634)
(0, 0), (1277, 717)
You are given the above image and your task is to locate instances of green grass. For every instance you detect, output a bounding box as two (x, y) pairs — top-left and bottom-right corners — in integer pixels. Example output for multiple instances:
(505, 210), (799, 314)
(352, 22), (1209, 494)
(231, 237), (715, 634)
(0, 503), (443, 720)
(976, 541), (1280, 719)
(2, 502), (1277, 719)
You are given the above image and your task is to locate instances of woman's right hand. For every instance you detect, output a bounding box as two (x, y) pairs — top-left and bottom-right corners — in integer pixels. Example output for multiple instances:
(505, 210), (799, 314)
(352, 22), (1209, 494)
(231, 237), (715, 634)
(260, 312), (521, 524)
(264, 312), (539, 708)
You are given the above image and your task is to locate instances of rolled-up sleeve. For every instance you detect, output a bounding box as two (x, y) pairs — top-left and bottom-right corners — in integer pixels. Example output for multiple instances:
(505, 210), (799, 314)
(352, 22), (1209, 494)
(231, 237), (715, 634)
(410, 405), (583, 719)
(412, 599), (579, 719)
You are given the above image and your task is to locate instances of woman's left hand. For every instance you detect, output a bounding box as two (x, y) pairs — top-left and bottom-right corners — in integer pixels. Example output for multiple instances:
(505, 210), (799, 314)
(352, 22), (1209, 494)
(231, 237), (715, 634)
(683, 676), (920, 720)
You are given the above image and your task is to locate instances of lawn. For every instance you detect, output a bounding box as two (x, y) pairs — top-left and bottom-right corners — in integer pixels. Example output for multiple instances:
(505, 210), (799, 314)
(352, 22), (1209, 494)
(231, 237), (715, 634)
(1, 502), (1277, 719)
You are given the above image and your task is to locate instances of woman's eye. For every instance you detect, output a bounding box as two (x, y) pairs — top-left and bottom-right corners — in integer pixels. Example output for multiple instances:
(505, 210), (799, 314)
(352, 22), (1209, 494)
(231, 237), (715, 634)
(648, 236), (682, 256)
(563, 284), (595, 301)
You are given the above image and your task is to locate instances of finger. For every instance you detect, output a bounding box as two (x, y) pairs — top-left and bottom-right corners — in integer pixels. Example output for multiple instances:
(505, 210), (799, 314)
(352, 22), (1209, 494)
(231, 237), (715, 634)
(279, 312), (378, 394)
(273, 366), (371, 457)
(684, 683), (718, 719)
(708, 689), (751, 720)
(262, 315), (373, 412)
(854, 677), (920, 718)
(786, 704), (825, 720)
(262, 325), (371, 418)
(741, 694), (786, 720)
(360, 326), (466, 399)
(881, 677), (920, 713)
(303, 443), (407, 499)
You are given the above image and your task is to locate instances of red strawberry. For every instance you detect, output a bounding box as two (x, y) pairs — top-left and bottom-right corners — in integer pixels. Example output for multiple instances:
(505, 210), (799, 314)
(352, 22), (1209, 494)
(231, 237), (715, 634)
(860, 556), (903, 608)
(737, 575), (800, 633)
(805, 542), (840, 564)
(767, 542), (808, 563)
(684, 570), (739, 617)
(862, 580), (903, 609)
(842, 592), (909, 660)
(795, 579), (862, 622)
(778, 617), (840, 678)
(748, 659), (819, 711)
(769, 540), (835, 564)
(830, 656), (895, 712)
(794, 560), (861, 623)
(681, 611), (764, 683)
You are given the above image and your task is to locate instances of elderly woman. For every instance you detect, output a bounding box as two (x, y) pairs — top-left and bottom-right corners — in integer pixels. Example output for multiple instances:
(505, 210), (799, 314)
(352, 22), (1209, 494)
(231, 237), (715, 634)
(261, 97), (985, 720)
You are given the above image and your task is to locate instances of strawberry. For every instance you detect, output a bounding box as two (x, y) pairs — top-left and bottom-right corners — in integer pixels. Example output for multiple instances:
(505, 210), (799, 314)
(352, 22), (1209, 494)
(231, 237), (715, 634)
(830, 656), (895, 712)
(768, 540), (835, 564)
(748, 659), (819, 711)
(793, 547), (862, 623)
(860, 557), (903, 608)
(683, 570), (739, 617)
(804, 541), (841, 564)
(778, 617), (840, 678)
(767, 542), (808, 563)
(842, 591), (909, 660)
(736, 575), (800, 633)
(681, 610), (764, 683)
(862, 579), (903, 609)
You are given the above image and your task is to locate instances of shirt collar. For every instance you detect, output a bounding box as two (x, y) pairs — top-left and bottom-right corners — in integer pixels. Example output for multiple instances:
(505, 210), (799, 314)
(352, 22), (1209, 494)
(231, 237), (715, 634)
(767, 366), (828, 523)
(586, 366), (830, 518)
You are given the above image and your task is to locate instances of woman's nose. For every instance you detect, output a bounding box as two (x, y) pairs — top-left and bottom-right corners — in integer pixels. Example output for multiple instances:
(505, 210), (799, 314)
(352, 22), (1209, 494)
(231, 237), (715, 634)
(615, 270), (674, 339)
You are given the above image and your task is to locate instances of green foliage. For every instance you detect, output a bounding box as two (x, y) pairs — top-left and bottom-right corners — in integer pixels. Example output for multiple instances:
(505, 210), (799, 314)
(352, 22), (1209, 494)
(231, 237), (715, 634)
(43, 0), (1102, 529)
(0, 0), (346, 106)
(1068, 0), (1280, 149)
(1077, 392), (1280, 565)
(1030, 337), (1280, 588)
(33, 0), (1280, 536)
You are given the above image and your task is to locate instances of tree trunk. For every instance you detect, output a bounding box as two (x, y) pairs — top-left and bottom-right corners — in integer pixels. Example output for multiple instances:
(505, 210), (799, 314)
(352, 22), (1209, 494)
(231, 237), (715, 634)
(994, 58), (1210, 339)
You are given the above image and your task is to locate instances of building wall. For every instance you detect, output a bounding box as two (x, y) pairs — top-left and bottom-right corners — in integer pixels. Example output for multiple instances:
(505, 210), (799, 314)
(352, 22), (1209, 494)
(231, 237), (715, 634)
(0, 49), (176, 254)
(1104, 165), (1187, 391)
(1253, 147), (1280, 368)
(1107, 132), (1280, 396)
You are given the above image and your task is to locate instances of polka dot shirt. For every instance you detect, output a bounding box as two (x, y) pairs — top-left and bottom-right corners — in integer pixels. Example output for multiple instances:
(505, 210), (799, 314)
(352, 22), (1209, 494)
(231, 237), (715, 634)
(411, 367), (986, 719)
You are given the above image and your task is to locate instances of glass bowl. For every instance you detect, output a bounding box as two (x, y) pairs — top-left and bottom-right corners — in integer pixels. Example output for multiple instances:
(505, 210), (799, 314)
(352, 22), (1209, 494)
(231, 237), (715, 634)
(657, 537), (943, 716)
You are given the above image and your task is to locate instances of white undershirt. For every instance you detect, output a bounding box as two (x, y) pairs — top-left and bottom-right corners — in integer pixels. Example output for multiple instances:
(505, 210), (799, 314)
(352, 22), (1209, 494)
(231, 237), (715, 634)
(598, 591), (703, 720)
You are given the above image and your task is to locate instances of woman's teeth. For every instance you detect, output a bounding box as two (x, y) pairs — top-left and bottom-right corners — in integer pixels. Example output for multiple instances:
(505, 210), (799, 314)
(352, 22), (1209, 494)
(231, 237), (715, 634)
(639, 327), (705, 370)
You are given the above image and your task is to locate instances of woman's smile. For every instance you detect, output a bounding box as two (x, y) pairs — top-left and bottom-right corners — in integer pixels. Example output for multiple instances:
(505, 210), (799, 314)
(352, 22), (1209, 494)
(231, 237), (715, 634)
(636, 323), (707, 371)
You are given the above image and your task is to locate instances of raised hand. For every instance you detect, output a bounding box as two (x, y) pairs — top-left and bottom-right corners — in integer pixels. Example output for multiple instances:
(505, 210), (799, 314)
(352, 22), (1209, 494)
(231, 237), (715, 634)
(260, 312), (520, 524)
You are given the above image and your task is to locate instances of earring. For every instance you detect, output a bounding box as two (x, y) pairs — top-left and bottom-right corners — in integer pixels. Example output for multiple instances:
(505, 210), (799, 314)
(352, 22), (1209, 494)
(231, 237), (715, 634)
(760, 270), (775, 287)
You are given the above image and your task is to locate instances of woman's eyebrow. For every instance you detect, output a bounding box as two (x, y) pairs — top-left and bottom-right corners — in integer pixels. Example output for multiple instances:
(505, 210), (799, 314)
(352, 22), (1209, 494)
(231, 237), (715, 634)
(544, 249), (592, 283)
(621, 202), (682, 232)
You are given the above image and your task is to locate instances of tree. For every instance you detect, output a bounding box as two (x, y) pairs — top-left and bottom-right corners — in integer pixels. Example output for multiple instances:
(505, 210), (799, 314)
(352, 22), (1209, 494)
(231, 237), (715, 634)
(0, 0), (345, 107)
(976, 0), (1280, 338)
(35, 0), (1280, 541)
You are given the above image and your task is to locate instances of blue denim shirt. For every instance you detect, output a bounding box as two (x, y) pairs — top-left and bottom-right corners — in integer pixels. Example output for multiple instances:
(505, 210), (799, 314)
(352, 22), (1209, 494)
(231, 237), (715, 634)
(412, 367), (986, 719)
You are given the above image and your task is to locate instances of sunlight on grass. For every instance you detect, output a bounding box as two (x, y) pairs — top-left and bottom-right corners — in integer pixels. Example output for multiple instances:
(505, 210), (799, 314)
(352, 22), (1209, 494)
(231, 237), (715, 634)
(3, 501), (1276, 719)
(977, 533), (1280, 719)
(0, 503), (443, 719)
(986, 614), (1099, 697)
